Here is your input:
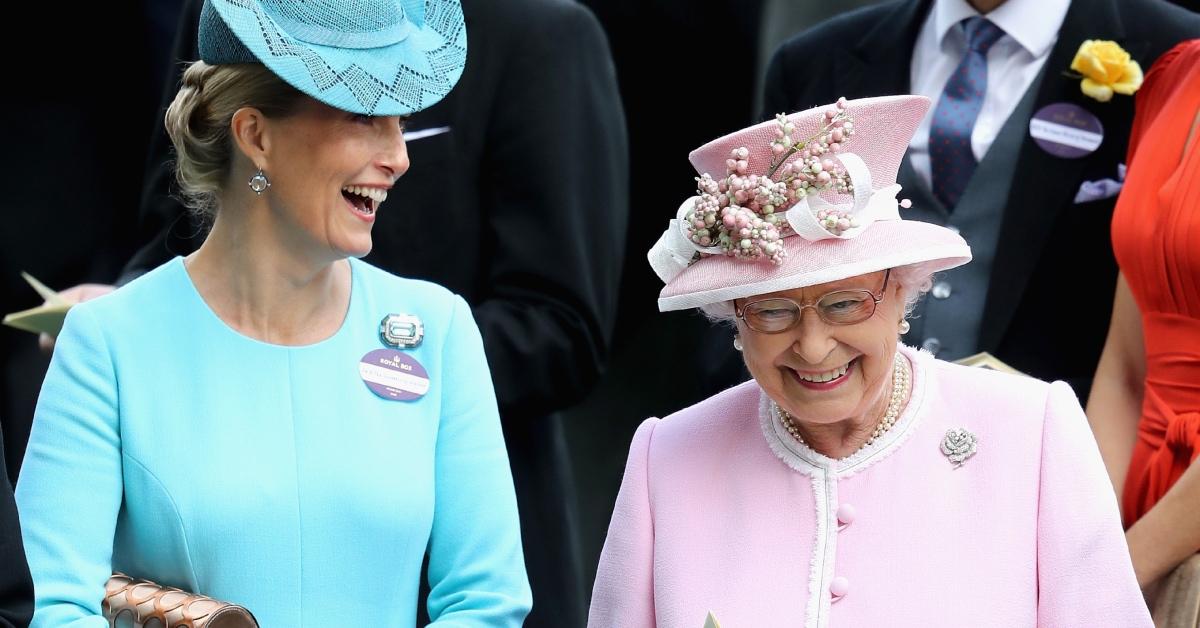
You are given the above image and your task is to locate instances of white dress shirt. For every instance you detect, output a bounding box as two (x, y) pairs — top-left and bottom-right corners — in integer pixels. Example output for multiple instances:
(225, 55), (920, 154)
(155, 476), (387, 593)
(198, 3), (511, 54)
(908, 0), (1071, 190)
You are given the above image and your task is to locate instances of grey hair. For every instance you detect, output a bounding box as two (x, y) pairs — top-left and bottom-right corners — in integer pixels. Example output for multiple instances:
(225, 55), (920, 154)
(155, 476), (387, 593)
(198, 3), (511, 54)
(699, 265), (935, 326)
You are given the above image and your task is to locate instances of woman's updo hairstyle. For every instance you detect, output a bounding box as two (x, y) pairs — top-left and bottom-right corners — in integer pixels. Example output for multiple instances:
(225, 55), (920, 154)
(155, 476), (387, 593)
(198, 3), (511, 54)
(163, 61), (306, 219)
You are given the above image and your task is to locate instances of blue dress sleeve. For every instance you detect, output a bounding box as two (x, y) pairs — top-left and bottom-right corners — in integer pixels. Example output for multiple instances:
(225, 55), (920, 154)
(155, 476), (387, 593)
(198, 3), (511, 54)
(425, 296), (532, 625)
(16, 305), (121, 627)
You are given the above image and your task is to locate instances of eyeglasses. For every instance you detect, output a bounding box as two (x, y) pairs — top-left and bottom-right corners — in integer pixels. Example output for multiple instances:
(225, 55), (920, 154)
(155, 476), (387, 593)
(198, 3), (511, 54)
(735, 269), (891, 333)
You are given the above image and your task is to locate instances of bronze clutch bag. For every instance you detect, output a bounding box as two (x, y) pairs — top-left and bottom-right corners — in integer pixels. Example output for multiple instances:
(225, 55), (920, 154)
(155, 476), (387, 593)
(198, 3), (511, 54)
(1153, 555), (1200, 628)
(103, 573), (258, 628)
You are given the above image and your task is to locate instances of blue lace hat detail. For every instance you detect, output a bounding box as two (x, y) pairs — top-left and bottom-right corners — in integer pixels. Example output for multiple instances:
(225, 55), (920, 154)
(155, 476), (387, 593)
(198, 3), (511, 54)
(199, 0), (466, 116)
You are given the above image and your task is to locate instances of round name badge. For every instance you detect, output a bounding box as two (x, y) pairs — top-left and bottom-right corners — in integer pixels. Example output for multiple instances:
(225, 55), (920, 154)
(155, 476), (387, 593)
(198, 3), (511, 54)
(1029, 103), (1104, 159)
(359, 348), (430, 401)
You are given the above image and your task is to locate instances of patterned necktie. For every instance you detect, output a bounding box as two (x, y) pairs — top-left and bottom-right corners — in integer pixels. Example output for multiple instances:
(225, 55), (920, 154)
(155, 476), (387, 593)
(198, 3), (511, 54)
(929, 17), (1005, 210)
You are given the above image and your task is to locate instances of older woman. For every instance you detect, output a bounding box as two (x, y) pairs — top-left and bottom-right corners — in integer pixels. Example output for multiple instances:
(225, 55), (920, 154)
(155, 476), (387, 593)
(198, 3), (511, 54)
(588, 96), (1148, 627)
(15, 1), (530, 626)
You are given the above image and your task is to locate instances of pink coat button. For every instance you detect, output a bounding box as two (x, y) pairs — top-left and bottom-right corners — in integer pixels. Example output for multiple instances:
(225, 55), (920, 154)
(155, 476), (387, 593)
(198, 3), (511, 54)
(836, 503), (856, 525)
(830, 576), (850, 597)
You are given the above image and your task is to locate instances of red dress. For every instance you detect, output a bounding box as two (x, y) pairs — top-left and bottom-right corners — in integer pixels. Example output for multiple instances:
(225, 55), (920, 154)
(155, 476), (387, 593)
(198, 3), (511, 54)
(1114, 40), (1200, 525)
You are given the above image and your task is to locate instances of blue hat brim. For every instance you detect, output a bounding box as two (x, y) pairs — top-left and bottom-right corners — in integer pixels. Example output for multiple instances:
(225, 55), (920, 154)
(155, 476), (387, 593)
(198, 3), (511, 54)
(204, 0), (466, 116)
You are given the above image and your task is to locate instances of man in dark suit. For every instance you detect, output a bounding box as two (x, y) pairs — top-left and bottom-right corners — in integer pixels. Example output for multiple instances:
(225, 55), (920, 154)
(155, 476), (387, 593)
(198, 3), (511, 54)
(0, 429), (33, 628)
(0, 4), (155, 484)
(762, 0), (1200, 398)
(119, 0), (628, 625)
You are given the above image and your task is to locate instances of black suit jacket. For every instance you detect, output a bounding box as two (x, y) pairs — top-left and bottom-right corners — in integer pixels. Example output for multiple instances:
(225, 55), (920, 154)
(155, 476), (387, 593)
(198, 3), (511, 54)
(0, 430), (32, 628)
(124, 0), (628, 625)
(763, 0), (1200, 397)
(0, 4), (156, 483)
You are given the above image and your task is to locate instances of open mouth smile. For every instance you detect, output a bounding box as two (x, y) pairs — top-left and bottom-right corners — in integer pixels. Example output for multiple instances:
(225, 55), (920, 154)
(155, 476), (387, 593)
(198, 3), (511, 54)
(342, 185), (387, 220)
(790, 357), (857, 390)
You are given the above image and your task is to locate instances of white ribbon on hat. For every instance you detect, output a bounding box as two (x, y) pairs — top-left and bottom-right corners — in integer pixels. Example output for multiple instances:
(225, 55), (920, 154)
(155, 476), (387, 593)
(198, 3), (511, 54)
(784, 152), (900, 241)
(648, 197), (722, 283)
(647, 152), (902, 284)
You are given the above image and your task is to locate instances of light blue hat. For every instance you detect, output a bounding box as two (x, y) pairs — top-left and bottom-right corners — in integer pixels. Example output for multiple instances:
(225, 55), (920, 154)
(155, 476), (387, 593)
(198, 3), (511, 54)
(199, 0), (466, 116)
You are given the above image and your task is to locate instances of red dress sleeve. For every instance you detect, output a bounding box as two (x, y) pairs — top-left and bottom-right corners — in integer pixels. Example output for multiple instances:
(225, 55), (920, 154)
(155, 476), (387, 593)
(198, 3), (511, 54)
(1127, 40), (1200, 164)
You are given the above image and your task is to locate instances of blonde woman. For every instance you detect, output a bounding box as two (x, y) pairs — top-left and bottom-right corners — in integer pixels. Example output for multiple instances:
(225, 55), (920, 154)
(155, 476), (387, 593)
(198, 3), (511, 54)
(16, 1), (530, 625)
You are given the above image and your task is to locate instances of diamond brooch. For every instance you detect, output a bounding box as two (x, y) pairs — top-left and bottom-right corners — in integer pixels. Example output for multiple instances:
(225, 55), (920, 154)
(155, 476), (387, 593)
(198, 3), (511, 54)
(940, 428), (978, 468)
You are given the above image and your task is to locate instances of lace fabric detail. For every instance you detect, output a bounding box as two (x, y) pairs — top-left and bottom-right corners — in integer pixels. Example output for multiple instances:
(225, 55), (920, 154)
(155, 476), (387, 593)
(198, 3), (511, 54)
(202, 0), (467, 115)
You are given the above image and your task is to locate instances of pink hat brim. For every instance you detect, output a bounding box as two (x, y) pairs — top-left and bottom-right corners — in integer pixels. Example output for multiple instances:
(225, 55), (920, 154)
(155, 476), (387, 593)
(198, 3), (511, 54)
(657, 220), (971, 311)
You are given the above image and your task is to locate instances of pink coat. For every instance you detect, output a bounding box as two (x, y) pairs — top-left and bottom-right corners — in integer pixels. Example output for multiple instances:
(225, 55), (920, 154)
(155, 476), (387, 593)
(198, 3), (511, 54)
(589, 345), (1149, 628)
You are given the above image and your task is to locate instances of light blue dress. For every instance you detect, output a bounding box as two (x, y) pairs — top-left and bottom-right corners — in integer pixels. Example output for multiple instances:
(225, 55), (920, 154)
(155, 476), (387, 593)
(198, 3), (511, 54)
(16, 257), (531, 627)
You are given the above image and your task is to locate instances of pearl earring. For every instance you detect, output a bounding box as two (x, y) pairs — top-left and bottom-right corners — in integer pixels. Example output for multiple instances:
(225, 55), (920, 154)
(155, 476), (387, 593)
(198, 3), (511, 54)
(248, 169), (271, 195)
(898, 320), (911, 335)
(733, 335), (743, 352)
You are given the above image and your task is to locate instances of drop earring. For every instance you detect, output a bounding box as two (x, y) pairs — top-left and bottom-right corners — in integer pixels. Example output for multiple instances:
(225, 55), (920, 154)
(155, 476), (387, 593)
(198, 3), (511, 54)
(733, 335), (744, 352)
(898, 320), (911, 335)
(248, 169), (271, 195)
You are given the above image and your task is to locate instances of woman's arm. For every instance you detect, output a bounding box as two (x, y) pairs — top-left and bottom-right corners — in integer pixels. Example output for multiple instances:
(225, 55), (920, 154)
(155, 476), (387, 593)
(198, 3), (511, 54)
(1126, 456), (1200, 588)
(15, 306), (123, 627)
(425, 296), (531, 627)
(1038, 381), (1151, 626)
(1086, 272), (1146, 502)
(587, 417), (658, 628)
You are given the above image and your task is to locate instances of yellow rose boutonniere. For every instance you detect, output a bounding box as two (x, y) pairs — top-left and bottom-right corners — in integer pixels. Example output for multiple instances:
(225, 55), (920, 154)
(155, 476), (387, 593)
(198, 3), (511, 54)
(1069, 40), (1143, 102)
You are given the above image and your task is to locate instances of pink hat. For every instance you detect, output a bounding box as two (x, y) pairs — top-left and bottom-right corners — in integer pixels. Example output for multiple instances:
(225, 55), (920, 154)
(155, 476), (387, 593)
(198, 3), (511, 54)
(648, 95), (971, 312)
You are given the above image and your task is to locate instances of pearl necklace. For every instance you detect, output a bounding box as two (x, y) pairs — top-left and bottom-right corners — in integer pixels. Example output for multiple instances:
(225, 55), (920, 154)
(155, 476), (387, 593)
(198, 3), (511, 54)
(774, 352), (911, 458)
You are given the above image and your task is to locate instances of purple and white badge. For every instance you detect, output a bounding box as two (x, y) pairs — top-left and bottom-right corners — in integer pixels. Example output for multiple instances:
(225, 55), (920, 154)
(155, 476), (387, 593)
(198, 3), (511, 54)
(359, 348), (430, 401)
(1029, 103), (1104, 159)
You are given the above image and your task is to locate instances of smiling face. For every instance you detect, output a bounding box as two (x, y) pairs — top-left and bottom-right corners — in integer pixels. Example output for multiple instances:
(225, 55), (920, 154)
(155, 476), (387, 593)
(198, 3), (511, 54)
(734, 270), (905, 428)
(253, 97), (409, 261)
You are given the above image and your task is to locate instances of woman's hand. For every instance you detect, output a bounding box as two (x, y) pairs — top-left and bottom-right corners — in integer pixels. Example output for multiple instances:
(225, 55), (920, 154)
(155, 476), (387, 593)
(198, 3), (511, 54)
(1125, 463), (1200, 589)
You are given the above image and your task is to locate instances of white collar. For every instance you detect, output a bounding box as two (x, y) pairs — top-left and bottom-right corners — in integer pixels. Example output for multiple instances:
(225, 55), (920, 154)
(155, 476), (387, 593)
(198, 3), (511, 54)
(933, 0), (1069, 59)
(758, 344), (931, 477)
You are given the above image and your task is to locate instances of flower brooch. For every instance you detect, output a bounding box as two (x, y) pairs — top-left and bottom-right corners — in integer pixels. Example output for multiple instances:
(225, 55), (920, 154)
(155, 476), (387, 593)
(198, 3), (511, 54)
(940, 428), (978, 468)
